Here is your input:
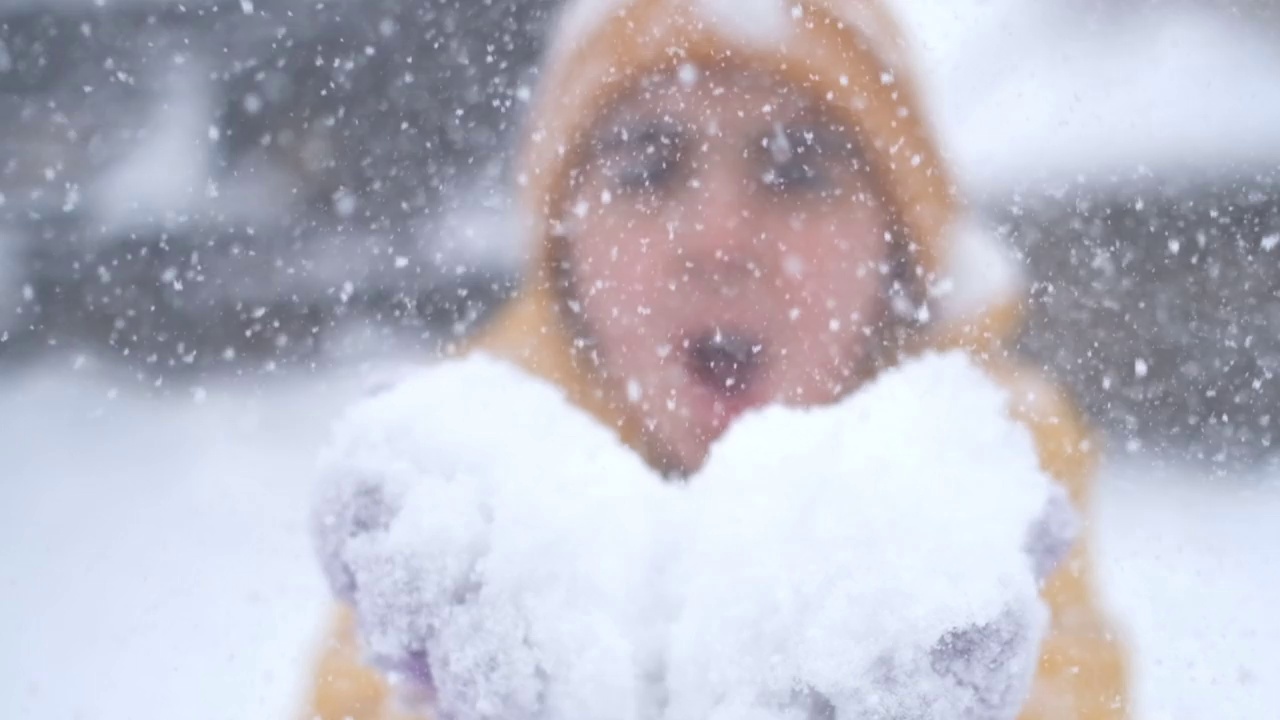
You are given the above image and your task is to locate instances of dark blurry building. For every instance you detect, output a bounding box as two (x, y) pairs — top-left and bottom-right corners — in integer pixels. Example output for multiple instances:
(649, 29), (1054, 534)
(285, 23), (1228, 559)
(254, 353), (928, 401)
(994, 170), (1280, 465)
(7, 0), (1280, 468)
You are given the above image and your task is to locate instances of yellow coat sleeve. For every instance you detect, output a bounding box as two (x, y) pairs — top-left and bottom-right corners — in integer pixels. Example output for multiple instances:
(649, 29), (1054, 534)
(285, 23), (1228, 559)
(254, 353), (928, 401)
(1000, 365), (1131, 720)
(301, 605), (425, 720)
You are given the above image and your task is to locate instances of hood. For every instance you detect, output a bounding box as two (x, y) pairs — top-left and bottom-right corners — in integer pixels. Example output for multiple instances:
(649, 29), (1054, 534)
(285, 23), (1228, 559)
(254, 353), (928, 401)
(477, 0), (1024, 449)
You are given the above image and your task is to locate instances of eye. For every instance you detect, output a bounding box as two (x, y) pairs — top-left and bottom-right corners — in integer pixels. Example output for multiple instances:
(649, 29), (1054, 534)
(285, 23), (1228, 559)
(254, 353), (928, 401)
(761, 157), (826, 193)
(760, 125), (832, 195)
(599, 124), (687, 195)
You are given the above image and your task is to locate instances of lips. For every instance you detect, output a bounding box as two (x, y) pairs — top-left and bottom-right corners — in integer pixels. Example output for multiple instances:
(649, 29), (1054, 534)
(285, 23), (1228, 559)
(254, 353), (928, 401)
(684, 327), (765, 399)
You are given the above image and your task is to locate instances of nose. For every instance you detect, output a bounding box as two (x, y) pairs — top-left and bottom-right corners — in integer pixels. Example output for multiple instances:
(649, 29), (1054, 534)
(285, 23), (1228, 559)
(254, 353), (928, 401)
(677, 164), (762, 289)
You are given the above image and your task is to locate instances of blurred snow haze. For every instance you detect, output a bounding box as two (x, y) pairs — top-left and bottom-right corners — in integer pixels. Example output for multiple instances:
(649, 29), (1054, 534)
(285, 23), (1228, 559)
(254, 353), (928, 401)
(2, 1), (1279, 719)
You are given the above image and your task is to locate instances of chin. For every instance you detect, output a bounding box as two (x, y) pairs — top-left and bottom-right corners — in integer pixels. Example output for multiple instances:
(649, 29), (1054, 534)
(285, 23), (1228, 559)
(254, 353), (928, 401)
(638, 423), (712, 480)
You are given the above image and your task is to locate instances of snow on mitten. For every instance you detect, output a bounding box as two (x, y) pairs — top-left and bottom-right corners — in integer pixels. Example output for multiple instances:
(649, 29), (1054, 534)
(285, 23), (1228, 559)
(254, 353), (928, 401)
(313, 355), (667, 720)
(664, 352), (1074, 720)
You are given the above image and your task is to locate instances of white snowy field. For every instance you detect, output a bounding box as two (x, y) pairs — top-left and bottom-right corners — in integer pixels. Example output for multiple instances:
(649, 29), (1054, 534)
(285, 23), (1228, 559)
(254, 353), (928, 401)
(0, 359), (1276, 719)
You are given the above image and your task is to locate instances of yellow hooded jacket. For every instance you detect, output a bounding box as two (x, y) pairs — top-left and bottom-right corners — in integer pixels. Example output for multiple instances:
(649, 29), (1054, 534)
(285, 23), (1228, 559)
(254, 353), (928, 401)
(304, 1), (1129, 718)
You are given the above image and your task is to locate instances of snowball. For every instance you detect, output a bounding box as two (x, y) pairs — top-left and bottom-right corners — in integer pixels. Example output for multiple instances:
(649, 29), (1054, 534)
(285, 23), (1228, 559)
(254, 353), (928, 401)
(666, 354), (1063, 719)
(314, 351), (1073, 720)
(315, 356), (667, 718)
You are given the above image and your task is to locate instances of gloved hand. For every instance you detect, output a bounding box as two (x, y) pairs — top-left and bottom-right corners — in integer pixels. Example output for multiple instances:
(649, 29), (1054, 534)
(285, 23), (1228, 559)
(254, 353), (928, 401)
(313, 352), (1075, 720)
(313, 355), (668, 719)
(662, 354), (1076, 720)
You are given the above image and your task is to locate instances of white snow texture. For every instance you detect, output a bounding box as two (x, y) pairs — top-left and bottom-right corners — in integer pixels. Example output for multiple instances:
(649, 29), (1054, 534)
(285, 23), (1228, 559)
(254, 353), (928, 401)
(313, 352), (1075, 720)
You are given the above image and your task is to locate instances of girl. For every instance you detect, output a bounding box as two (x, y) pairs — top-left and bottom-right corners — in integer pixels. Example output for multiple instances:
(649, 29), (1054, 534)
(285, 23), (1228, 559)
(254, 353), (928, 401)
(306, 0), (1129, 717)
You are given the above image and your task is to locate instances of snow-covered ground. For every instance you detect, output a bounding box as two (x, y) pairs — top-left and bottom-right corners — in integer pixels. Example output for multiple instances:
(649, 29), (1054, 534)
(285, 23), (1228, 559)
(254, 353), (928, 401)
(1094, 460), (1280, 719)
(0, 360), (1276, 719)
(0, 361), (347, 720)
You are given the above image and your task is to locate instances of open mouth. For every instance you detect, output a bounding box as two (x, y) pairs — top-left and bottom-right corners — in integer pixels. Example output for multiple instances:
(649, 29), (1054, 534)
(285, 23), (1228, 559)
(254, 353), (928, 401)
(685, 327), (766, 399)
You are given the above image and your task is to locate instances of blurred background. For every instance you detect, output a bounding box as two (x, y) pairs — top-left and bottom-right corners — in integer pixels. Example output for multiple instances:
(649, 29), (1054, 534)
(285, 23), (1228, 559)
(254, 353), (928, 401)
(1, 1), (1277, 718)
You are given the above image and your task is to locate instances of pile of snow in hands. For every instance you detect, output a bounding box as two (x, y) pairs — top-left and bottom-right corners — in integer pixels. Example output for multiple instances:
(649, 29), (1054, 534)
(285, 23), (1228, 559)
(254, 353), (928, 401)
(314, 352), (1075, 720)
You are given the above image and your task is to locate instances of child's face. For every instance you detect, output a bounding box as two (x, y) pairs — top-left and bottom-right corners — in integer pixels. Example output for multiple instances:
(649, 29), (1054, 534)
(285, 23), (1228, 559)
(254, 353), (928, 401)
(562, 65), (894, 473)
